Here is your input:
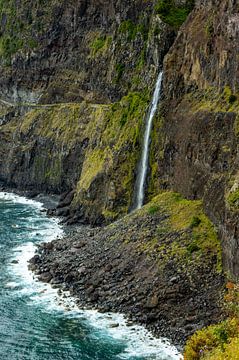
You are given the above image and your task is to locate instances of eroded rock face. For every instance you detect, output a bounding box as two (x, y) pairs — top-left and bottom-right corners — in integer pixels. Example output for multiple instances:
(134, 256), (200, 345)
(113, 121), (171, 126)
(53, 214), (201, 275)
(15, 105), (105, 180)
(0, 0), (174, 104)
(150, 0), (239, 278)
(0, 0), (175, 224)
(2, 0), (238, 279)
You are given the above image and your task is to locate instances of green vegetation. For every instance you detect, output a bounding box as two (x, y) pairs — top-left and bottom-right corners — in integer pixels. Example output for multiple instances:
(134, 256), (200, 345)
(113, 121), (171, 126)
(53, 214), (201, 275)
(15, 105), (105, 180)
(184, 318), (239, 360)
(119, 19), (148, 41)
(226, 189), (239, 210)
(90, 34), (112, 57)
(0, 0), (59, 62)
(115, 63), (125, 83)
(72, 90), (150, 217)
(155, 0), (195, 28)
(0, 36), (23, 58)
(147, 205), (160, 215)
(139, 192), (222, 269)
(185, 86), (239, 139)
(190, 216), (201, 228)
(229, 94), (237, 104)
(184, 282), (239, 359)
(91, 36), (106, 52)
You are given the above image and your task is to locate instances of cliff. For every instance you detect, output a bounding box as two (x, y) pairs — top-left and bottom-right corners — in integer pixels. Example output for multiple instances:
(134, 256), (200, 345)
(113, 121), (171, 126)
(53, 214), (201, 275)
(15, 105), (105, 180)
(1, 0), (239, 357)
(0, 0), (176, 224)
(149, 0), (239, 278)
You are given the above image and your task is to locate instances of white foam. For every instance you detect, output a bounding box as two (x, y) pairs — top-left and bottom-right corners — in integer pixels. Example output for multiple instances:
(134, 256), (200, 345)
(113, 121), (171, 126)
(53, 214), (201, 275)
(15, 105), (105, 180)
(6, 193), (182, 360)
(0, 191), (43, 208)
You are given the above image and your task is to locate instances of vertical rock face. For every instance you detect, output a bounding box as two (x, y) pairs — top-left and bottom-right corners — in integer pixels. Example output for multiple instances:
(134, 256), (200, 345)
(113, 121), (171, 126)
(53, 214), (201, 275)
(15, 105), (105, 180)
(2, 0), (239, 279)
(0, 0), (174, 104)
(150, 0), (239, 277)
(0, 0), (176, 224)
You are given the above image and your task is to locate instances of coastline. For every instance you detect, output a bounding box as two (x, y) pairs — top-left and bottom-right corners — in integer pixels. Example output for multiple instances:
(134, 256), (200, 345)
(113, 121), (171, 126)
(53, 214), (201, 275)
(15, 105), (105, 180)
(25, 191), (224, 350)
(1, 187), (224, 356)
(2, 189), (182, 359)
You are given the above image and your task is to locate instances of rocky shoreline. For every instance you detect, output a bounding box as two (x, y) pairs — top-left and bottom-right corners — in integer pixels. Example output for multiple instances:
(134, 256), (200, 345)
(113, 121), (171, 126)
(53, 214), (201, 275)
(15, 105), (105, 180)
(27, 192), (225, 349)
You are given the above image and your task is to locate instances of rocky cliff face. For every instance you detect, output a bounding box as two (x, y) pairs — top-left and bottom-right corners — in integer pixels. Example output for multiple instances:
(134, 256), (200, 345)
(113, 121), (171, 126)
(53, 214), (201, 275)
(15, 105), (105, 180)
(0, 0), (176, 224)
(1, 0), (238, 279)
(0, 0), (174, 104)
(149, 0), (239, 278)
(4, 0), (239, 352)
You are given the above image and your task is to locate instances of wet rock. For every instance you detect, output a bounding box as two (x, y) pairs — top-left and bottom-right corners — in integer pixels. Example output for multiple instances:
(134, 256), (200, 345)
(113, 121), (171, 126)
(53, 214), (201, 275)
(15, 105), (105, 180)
(11, 260), (19, 264)
(38, 272), (53, 283)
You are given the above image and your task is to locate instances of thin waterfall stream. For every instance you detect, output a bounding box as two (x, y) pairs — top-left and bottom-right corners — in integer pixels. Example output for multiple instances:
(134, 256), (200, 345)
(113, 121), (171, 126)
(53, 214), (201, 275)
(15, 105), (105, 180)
(134, 71), (163, 210)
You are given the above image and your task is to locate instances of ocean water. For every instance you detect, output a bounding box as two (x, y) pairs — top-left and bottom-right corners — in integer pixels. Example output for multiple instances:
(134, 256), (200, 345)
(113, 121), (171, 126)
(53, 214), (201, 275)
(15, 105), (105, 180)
(0, 192), (182, 360)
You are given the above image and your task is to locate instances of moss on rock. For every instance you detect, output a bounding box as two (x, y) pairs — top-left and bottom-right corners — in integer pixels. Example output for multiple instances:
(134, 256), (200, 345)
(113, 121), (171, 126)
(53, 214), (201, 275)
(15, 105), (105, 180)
(137, 192), (222, 270)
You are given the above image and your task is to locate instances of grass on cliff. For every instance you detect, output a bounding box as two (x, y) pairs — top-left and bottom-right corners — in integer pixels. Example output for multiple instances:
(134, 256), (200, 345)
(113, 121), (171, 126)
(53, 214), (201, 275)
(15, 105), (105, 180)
(135, 192), (222, 270)
(72, 90), (150, 218)
(184, 318), (239, 360)
(119, 19), (149, 42)
(184, 282), (239, 359)
(0, 0), (53, 62)
(89, 34), (112, 57)
(185, 86), (239, 212)
(155, 0), (195, 28)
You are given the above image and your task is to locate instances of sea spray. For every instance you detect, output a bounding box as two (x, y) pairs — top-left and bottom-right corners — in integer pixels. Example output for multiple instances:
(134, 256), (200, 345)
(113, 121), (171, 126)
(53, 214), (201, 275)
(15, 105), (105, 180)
(134, 72), (163, 210)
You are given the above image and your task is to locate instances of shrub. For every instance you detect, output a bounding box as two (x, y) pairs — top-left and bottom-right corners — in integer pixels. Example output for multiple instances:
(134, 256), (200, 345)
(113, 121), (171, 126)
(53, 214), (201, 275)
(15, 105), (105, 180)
(190, 216), (201, 228)
(187, 242), (200, 254)
(227, 189), (239, 209)
(148, 205), (160, 215)
(229, 94), (237, 104)
(184, 319), (239, 360)
(90, 36), (106, 55)
(115, 63), (125, 83)
(155, 0), (195, 28)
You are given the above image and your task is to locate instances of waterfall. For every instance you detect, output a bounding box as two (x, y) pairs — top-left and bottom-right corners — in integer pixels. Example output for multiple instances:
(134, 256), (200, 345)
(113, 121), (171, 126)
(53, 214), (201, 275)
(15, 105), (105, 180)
(134, 71), (163, 210)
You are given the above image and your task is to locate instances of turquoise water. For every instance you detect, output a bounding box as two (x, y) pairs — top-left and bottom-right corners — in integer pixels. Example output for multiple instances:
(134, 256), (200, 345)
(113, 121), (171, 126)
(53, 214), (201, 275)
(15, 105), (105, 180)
(0, 192), (181, 360)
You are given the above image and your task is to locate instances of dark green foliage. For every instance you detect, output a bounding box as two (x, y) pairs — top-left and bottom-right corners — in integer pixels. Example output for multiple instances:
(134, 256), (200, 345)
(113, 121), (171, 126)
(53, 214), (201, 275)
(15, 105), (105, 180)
(214, 327), (229, 346)
(119, 19), (148, 42)
(115, 63), (125, 82)
(1, 36), (23, 56)
(155, 0), (195, 28)
(187, 242), (200, 254)
(148, 205), (160, 215)
(190, 216), (201, 228)
(229, 94), (237, 104)
(119, 113), (127, 127)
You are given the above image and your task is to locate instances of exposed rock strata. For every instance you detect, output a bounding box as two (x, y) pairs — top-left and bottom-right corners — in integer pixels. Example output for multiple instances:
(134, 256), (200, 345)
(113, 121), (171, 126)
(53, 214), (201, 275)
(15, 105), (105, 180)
(0, 0), (175, 224)
(149, 0), (239, 278)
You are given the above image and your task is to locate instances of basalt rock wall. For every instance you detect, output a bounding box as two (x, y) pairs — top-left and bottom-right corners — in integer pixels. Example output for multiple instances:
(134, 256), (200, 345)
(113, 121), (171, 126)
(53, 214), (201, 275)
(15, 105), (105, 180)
(149, 0), (239, 278)
(0, 0), (176, 224)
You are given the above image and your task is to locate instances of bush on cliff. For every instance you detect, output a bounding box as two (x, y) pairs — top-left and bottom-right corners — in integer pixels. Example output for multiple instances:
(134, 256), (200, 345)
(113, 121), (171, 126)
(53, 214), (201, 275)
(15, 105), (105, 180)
(184, 318), (239, 360)
(155, 0), (195, 28)
(184, 282), (239, 359)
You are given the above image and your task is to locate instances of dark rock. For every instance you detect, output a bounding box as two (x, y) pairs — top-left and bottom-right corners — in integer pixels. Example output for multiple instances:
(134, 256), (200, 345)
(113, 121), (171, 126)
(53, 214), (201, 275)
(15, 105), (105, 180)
(145, 294), (159, 309)
(38, 272), (53, 283)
